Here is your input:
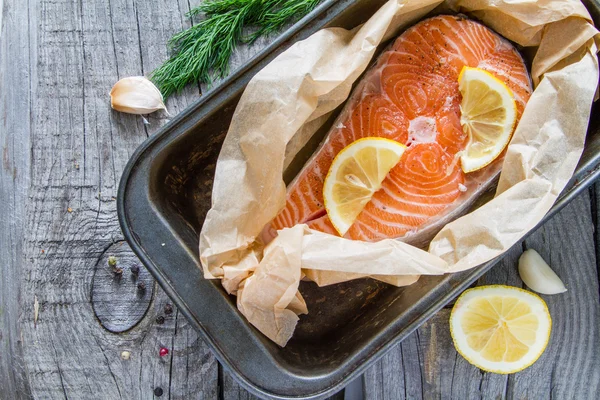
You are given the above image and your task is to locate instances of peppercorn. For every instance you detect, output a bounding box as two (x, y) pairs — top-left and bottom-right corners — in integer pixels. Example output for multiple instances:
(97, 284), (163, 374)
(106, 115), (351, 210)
(159, 347), (169, 357)
(130, 264), (140, 275)
(137, 281), (146, 291)
(164, 304), (173, 315)
(154, 387), (163, 397)
(156, 316), (165, 325)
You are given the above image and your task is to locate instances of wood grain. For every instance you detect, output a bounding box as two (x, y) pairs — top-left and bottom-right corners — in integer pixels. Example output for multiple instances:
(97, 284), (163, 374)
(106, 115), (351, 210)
(363, 192), (600, 399)
(0, 0), (221, 398)
(0, 0), (34, 396)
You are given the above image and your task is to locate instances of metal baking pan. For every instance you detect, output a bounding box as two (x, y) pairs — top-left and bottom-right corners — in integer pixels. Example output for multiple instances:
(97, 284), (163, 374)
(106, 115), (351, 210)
(118, 1), (600, 398)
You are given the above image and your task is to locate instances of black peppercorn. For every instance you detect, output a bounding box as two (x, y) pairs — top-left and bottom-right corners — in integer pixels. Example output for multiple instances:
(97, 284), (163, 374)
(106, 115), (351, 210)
(164, 304), (173, 315)
(154, 387), (163, 397)
(137, 281), (146, 291)
(156, 316), (165, 325)
(130, 264), (140, 275)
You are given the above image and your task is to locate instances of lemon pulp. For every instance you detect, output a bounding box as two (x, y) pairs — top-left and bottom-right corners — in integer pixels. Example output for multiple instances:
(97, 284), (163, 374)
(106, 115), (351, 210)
(458, 67), (517, 173)
(323, 137), (406, 236)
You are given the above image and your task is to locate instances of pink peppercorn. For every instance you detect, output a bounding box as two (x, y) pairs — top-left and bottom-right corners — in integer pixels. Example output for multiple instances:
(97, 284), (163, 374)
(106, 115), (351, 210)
(159, 347), (169, 357)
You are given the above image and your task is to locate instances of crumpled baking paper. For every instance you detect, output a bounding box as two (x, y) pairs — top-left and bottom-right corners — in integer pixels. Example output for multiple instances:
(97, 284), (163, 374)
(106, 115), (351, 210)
(199, 0), (600, 346)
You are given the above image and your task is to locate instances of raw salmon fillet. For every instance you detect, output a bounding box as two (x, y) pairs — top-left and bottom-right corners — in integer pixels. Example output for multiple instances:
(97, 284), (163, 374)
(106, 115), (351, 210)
(269, 15), (532, 246)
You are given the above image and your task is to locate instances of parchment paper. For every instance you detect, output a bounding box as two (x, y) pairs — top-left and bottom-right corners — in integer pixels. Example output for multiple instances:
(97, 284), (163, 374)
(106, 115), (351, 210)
(199, 0), (600, 346)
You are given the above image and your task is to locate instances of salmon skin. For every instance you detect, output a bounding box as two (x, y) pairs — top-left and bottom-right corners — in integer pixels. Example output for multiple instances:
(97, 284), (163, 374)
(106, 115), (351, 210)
(267, 15), (532, 248)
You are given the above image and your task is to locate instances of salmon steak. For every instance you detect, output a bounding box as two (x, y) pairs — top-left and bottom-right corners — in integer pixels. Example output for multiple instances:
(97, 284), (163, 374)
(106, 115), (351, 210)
(268, 15), (532, 247)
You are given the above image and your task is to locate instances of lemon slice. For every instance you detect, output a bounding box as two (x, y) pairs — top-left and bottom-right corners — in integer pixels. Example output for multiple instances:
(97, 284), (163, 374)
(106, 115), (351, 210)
(323, 137), (406, 236)
(450, 285), (551, 374)
(458, 67), (517, 173)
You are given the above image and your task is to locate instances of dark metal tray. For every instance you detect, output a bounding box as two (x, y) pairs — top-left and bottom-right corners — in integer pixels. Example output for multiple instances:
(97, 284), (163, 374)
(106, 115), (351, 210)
(118, 1), (600, 398)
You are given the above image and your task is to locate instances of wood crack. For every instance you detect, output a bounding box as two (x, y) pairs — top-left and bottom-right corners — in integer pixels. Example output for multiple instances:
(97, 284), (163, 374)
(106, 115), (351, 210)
(400, 344), (407, 400)
(106, 0), (119, 191)
(78, 0), (88, 182)
(415, 330), (425, 400)
(589, 186), (600, 299)
(217, 363), (224, 400)
(106, 0), (120, 79)
(449, 351), (458, 396)
(50, 338), (69, 400)
(549, 360), (557, 400)
(167, 308), (179, 399)
(93, 335), (123, 399)
(133, 2), (149, 139)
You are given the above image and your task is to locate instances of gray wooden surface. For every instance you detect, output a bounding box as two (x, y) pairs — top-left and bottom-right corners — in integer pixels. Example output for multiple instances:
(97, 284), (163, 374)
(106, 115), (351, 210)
(1, 0), (599, 399)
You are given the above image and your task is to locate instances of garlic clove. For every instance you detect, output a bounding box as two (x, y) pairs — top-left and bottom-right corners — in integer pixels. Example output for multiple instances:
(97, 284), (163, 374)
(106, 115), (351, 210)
(518, 249), (567, 295)
(110, 76), (168, 115)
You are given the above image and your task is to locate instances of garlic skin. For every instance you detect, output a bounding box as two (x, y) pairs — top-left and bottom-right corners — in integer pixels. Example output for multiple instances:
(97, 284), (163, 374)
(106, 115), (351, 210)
(110, 76), (168, 115)
(518, 249), (567, 295)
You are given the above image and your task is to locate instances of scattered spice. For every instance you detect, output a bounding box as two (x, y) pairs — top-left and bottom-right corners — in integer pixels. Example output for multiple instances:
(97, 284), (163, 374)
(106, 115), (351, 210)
(164, 304), (173, 315)
(108, 256), (122, 275)
(137, 281), (146, 291)
(67, 207), (73, 213)
(121, 351), (131, 360)
(130, 264), (140, 275)
(156, 316), (165, 325)
(159, 347), (169, 357)
(154, 387), (164, 397)
(41, 249), (45, 254)
(108, 256), (118, 267)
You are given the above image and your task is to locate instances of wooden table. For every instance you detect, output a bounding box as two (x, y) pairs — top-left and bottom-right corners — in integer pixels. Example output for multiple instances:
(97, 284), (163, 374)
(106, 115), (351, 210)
(2, 1), (599, 399)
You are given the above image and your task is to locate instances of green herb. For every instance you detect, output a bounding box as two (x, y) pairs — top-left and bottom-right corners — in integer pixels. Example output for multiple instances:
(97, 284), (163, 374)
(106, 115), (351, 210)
(150, 0), (323, 98)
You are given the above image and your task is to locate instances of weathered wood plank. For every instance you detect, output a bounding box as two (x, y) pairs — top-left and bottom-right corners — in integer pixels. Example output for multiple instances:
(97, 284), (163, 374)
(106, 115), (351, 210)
(0, 0), (34, 397)
(7, 0), (218, 398)
(592, 183), (600, 297)
(363, 192), (600, 399)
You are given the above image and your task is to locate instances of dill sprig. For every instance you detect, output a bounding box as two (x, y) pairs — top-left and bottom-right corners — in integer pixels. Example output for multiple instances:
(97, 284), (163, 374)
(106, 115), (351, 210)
(150, 0), (323, 98)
